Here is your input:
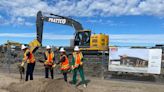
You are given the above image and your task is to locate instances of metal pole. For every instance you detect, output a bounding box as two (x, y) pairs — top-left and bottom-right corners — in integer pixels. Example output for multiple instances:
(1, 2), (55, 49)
(101, 49), (105, 79)
(8, 45), (11, 73)
(5, 44), (11, 73)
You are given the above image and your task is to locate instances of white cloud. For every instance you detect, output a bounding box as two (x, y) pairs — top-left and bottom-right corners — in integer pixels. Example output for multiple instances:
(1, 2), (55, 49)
(0, 0), (164, 17)
(0, 33), (73, 40)
(0, 33), (35, 38)
(0, 0), (164, 26)
(0, 15), (34, 26)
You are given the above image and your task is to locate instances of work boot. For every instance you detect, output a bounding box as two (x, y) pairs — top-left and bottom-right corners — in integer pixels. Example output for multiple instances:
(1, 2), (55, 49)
(83, 84), (87, 88)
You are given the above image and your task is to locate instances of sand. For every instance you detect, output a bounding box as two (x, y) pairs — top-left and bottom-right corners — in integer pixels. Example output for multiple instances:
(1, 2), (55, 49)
(7, 78), (81, 92)
(1, 73), (164, 92)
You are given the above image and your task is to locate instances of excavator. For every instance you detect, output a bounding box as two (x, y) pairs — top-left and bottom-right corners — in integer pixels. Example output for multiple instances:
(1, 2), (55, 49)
(29, 11), (109, 54)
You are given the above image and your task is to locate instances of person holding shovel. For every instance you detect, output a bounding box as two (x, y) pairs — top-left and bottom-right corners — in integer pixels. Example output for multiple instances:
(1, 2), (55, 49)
(57, 47), (70, 82)
(71, 46), (87, 88)
(21, 45), (38, 81)
(44, 45), (55, 79)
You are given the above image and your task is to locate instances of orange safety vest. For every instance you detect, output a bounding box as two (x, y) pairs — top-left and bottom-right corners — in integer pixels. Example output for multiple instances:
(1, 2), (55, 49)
(45, 51), (54, 65)
(73, 52), (83, 68)
(23, 49), (35, 63)
(60, 55), (70, 70)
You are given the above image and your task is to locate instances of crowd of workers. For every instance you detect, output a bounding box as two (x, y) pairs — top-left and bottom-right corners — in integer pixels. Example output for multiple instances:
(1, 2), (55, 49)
(21, 45), (87, 88)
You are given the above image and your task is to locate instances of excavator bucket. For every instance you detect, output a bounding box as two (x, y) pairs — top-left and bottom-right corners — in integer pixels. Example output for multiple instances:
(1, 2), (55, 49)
(29, 39), (41, 48)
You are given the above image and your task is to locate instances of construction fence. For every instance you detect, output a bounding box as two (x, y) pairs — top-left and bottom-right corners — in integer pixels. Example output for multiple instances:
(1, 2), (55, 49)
(0, 46), (108, 79)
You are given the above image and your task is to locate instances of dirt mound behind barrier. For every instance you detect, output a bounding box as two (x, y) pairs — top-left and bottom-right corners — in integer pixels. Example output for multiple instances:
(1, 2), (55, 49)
(7, 78), (81, 92)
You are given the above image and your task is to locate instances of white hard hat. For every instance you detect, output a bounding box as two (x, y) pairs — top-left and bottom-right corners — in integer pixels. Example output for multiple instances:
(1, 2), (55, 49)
(46, 45), (51, 49)
(56, 47), (59, 50)
(59, 48), (65, 52)
(21, 44), (27, 50)
(74, 46), (80, 51)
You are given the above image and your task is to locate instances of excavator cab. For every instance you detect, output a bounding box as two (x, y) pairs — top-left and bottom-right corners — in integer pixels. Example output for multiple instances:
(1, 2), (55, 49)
(74, 30), (91, 47)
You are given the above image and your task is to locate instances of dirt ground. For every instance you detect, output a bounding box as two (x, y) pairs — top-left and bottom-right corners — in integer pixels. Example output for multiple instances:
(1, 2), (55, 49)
(0, 73), (164, 92)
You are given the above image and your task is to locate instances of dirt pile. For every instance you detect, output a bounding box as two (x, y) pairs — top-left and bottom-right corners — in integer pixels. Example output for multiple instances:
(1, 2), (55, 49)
(7, 78), (81, 92)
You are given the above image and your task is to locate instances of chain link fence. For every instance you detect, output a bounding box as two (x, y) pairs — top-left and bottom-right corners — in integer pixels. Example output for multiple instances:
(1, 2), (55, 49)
(0, 46), (108, 80)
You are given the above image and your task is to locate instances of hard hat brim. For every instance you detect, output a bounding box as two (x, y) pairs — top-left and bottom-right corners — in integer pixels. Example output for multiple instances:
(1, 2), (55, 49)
(46, 48), (51, 49)
(60, 50), (65, 52)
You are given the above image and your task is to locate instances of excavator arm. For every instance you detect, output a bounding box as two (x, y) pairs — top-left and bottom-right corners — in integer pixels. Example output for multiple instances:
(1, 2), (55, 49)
(35, 11), (91, 46)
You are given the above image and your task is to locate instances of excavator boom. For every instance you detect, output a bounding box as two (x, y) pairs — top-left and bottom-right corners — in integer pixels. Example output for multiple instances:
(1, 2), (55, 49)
(36, 11), (90, 46)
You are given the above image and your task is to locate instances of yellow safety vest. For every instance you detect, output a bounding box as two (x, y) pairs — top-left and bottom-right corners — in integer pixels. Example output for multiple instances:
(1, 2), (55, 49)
(45, 51), (54, 65)
(73, 52), (83, 68)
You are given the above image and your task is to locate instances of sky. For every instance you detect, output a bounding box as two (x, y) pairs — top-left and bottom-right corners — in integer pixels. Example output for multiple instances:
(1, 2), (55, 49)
(0, 0), (164, 47)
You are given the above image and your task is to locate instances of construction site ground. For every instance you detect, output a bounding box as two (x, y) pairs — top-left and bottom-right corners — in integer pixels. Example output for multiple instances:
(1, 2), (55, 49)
(0, 50), (164, 92)
(1, 73), (164, 92)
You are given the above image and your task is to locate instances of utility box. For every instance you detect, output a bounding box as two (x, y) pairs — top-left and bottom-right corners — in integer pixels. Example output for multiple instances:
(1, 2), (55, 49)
(90, 34), (109, 50)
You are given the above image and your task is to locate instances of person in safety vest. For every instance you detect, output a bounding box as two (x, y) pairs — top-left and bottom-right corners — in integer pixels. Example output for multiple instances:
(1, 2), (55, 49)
(71, 46), (87, 88)
(56, 47), (70, 82)
(21, 44), (38, 81)
(44, 45), (55, 79)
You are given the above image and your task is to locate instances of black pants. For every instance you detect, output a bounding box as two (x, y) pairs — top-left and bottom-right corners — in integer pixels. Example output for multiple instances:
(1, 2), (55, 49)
(25, 63), (35, 81)
(63, 72), (67, 82)
(45, 66), (54, 79)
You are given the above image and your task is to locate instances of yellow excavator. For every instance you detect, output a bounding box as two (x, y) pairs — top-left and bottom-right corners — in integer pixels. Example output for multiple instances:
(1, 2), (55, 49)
(4, 40), (22, 47)
(29, 11), (109, 54)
